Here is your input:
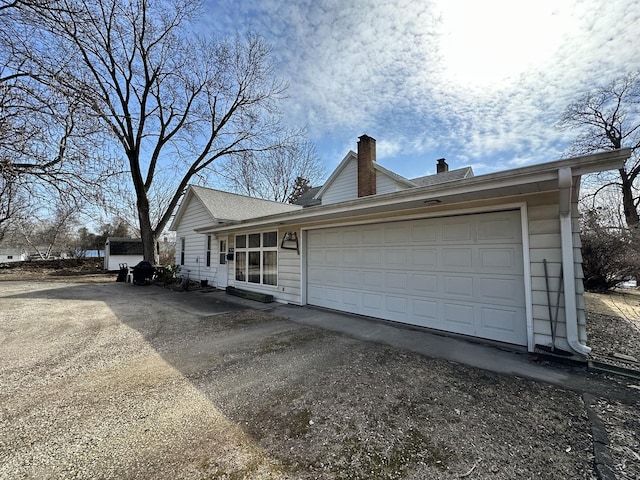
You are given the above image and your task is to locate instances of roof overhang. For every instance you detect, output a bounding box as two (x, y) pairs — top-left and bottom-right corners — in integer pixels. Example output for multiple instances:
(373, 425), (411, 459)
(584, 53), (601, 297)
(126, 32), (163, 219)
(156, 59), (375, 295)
(195, 149), (630, 235)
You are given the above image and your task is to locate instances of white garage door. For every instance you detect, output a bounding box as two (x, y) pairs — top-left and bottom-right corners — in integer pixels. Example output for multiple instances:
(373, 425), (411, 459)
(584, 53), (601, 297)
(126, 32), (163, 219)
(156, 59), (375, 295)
(306, 210), (527, 345)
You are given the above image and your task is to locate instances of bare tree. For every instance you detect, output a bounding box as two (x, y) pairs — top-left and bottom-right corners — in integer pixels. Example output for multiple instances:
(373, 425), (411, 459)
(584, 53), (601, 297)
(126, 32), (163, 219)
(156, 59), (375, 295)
(218, 134), (325, 202)
(16, 198), (81, 259)
(1, 1), (111, 236)
(13, 0), (288, 262)
(560, 72), (640, 229)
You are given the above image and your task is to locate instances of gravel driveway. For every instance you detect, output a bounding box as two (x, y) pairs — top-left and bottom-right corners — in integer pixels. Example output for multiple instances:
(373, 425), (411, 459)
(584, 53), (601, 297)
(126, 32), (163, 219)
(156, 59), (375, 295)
(1, 281), (638, 479)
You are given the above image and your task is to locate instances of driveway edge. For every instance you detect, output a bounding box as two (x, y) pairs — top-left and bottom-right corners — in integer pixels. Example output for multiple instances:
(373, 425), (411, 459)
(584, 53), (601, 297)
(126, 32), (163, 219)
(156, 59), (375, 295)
(582, 392), (617, 480)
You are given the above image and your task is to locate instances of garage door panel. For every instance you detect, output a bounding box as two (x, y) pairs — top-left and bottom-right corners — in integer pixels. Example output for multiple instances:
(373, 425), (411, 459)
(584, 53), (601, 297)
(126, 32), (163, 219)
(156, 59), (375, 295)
(307, 285), (325, 303)
(362, 227), (384, 244)
(443, 302), (475, 326)
(412, 249), (437, 266)
(442, 248), (473, 268)
(408, 273), (437, 293)
(480, 276), (519, 302)
(385, 295), (408, 316)
(362, 293), (382, 312)
(412, 299), (439, 322)
(442, 275), (474, 298)
(478, 218), (521, 242)
(343, 230), (361, 244)
(479, 248), (518, 271)
(343, 290), (360, 308)
(385, 226), (409, 243)
(307, 210), (527, 346)
(363, 271), (383, 287)
(342, 248), (361, 265)
(442, 220), (473, 242)
(385, 249), (408, 266)
(363, 249), (382, 266)
(325, 231), (341, 245)
(385, 272), (407, 290)
(343, 269), (363, 287)
(308, 249), (326, 265)
(480, 307), (526, 344)
(325, 250), (341, 266)
(324, 288), (343, 305)
(411, 225), (437, 242)
(325, 268), (341, 284)
(481, 306), (520, 332)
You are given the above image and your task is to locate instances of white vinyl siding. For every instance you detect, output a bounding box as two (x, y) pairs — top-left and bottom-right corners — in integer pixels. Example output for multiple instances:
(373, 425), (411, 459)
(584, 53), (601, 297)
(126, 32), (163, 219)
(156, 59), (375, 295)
(306, 211), (527, 346)
(376, 171), (410, 195)
(322, 158), (357, 205)
(173, 196), (220, 286)
(228, 229), (302, 304)
(526, 192), (586, 351)
(320, 156), (411, 204)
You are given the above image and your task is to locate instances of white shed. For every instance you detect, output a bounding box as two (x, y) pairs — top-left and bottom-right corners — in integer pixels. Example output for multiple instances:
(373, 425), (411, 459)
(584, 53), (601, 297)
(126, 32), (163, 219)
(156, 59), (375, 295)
(104, 237), (144, 271)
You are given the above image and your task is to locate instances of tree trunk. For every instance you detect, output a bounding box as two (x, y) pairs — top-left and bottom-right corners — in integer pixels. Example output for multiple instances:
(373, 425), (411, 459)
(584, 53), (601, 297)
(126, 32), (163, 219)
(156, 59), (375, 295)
(136, 194), (158, 264)
(620, 167), (640, 229)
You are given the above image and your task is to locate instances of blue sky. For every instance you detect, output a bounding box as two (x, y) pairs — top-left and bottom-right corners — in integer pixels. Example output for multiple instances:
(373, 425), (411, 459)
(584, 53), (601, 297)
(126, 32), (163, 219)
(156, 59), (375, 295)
(201, 0), (640, 182)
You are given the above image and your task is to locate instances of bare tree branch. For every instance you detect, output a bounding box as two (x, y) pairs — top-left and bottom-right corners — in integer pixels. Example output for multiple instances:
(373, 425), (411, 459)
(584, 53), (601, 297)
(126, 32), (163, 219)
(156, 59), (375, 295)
(559, 72), (640, 228)
(9, 0), (289, 262)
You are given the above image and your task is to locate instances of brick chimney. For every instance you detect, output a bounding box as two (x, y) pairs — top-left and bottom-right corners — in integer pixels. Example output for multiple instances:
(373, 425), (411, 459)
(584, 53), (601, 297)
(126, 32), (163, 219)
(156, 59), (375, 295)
(357, 135), (376, 197)
(437, 158), (448, 173)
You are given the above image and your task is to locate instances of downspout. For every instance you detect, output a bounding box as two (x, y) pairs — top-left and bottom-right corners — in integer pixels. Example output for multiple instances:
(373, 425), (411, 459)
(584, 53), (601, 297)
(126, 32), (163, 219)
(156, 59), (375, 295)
(558, 167), (591, 356)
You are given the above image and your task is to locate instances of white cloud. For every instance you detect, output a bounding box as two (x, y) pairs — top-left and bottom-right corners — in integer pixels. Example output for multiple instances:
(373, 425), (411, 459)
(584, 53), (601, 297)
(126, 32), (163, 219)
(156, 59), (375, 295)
(203, 0), (640, 175)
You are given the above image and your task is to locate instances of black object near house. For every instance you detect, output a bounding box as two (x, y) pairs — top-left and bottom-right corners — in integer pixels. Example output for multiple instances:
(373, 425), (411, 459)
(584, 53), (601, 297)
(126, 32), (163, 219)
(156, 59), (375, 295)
(132, 261), (155, 285)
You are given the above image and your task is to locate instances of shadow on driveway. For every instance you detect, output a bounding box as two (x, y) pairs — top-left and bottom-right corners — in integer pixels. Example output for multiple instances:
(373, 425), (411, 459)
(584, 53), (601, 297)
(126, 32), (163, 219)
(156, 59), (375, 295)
(1, 281), (635, 479)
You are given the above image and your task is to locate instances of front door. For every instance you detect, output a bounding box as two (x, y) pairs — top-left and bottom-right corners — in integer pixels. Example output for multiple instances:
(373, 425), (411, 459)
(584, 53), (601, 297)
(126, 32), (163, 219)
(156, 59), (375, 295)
(217, 237), (228, 288)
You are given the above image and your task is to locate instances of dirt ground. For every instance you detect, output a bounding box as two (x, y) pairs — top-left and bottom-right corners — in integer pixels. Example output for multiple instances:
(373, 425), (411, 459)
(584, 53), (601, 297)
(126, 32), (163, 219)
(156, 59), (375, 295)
(0, 262), (639, 479)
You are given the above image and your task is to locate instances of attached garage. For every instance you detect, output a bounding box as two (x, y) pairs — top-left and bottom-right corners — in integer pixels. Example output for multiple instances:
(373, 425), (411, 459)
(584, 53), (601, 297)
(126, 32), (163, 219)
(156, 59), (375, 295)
(190, 138), (630, 358)
(306, 210), (528, 346)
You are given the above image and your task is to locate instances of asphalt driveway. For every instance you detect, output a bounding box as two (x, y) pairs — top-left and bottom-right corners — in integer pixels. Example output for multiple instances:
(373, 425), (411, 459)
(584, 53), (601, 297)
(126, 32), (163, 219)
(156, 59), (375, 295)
(1, 281), (638, 479)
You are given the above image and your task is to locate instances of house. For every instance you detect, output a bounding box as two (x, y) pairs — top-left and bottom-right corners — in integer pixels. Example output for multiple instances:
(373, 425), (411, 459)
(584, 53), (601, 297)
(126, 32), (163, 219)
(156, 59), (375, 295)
(0, 248), (27, 263)
(170, 135), (631, 358)
(104, 237), (144, 271)
(169, 188), (301, 286)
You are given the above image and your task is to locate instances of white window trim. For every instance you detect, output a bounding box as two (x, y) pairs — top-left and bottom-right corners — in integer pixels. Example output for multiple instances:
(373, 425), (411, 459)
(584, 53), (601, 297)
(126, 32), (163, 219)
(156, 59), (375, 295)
(234, 230), (278, 287)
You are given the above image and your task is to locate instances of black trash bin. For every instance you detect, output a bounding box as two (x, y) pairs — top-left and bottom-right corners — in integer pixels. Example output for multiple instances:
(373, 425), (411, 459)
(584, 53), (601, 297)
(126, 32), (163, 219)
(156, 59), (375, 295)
(132, 261), (155, 285)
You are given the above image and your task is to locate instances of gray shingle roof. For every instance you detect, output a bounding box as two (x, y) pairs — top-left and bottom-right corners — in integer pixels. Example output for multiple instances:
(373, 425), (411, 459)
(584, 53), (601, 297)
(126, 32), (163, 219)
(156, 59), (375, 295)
(293, 186), (322, 207)
(191, 186), (301, 222)
(410, 167), (474, 187)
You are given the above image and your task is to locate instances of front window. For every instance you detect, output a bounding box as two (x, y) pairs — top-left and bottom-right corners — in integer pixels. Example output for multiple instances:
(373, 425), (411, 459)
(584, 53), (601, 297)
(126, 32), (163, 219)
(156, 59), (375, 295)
(180, 238), (185, 265)
(219, 240), (227, 265)
(234, 231), (278, 286)
(235, 252), (246, 281)
(206, 235), (212, 267)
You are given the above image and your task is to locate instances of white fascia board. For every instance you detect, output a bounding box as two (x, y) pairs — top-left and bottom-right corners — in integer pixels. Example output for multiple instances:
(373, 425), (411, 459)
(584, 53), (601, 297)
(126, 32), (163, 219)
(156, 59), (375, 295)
(195, 149), (630, 235)
(168, 186), (195, 231)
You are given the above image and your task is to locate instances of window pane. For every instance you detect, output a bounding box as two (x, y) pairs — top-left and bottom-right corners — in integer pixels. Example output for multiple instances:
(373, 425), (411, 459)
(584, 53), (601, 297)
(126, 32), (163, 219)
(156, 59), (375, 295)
(219, 240), (227, 265)
(263, 251), (277, 285)
(263, 231), (277, 248)
(235, 252), (246, 281)
(235, 235), (246, 248)
(248, 251), (260, 283)
(248, 233), (261, 248)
